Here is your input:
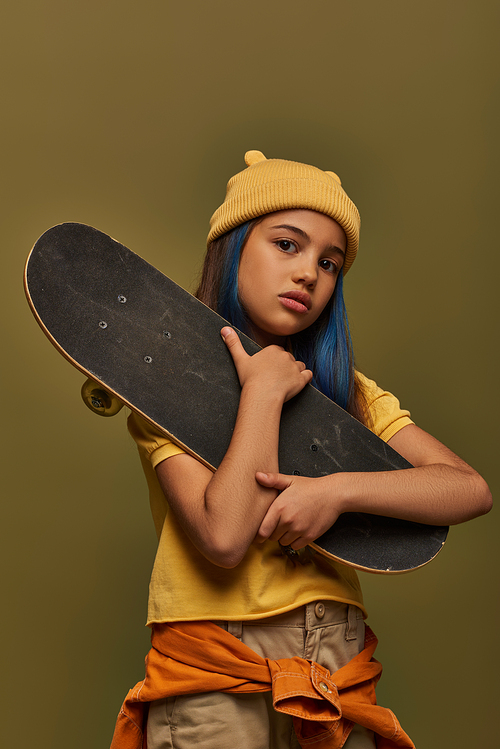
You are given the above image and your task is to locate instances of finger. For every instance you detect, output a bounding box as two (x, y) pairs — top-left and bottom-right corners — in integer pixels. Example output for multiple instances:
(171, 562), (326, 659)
(255, 512), (280, 543)
(301, 368), (313, 385)
(254, 497), (285, 542)
(221, 327), (248, 365)
(259, 519), (309, 550)
(279, 536), (310, 551)
(255, 472), (293, 492)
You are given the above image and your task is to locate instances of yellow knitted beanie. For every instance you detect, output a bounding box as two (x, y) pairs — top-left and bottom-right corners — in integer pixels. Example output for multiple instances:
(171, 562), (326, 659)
(208, 150), (360, 273)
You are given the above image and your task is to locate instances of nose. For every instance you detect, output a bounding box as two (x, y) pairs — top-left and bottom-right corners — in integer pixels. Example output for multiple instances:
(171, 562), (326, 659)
(292, 255), (317, 287)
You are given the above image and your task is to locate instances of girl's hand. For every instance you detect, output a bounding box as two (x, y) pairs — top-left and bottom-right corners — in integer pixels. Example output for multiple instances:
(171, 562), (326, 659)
(254, 472), (342, 549)
(221, 327), (312, 403)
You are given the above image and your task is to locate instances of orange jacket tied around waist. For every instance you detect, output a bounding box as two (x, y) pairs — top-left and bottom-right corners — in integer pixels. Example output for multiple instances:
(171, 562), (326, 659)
(110, 621), (414, 749)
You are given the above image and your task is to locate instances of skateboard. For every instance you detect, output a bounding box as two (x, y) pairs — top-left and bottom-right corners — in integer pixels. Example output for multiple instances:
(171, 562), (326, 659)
(24, 223), (448, 573)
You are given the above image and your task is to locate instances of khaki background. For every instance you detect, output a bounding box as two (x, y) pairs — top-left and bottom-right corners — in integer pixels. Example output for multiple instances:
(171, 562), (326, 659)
(1, 1), (498, 746)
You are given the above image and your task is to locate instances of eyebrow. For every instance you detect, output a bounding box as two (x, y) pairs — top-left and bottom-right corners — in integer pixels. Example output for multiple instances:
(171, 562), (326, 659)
(269, 224), (346, 258)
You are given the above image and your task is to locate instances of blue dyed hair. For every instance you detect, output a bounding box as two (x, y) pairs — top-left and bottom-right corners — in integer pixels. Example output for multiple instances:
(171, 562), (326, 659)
(213, 220), (356, 413)
(217, 223), (253, 333)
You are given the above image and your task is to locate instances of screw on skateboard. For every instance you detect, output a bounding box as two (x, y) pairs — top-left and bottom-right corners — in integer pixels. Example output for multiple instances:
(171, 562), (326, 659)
(24, 223), (448, 573)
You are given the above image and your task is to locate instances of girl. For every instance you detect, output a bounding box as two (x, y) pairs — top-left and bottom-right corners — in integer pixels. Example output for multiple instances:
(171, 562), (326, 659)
(118, 150), (491, 749)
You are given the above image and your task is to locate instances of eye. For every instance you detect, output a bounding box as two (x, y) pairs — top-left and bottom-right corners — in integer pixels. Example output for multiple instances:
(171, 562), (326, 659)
(319, 258), (339, 274)
(276, 239), (297, 253)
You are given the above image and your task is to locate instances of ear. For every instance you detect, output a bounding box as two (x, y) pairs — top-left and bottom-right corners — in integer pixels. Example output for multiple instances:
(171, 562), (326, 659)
(245, 150), (267, 166)
(325, 170), (342, 185)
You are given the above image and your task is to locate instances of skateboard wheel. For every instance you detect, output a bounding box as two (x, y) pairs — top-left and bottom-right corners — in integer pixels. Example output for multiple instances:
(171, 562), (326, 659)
(81, 378), (124, 417)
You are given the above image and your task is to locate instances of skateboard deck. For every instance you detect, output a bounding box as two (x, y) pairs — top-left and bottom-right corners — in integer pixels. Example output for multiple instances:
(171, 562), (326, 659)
(24, 223), (448, 573)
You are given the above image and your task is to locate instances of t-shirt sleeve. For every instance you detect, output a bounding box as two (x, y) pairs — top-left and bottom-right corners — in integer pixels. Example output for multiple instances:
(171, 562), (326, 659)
(357, 371), (414, 442)
(127, 411), (186, 468)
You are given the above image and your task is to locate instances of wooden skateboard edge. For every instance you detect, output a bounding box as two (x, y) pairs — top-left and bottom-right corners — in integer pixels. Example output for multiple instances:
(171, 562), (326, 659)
(308, 537), (446, 574)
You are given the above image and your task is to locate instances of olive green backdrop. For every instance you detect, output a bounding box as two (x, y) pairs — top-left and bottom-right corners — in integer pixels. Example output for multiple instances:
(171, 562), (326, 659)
(1, 1), (498, 746)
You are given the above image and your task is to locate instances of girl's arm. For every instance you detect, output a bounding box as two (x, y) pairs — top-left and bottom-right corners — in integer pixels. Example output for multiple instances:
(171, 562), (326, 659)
(255, 424), (492, 550)
(154, 327), (312, 568)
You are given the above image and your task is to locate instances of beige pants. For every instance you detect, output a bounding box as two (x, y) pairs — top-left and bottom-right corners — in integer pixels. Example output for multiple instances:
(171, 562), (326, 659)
(147, 601), (376, 749)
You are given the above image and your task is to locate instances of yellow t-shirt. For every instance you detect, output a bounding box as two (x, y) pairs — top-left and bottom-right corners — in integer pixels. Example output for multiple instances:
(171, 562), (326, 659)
(128, 372), (413, 624)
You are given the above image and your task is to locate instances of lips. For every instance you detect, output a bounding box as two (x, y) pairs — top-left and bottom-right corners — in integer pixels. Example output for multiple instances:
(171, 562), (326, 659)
(278, 290), (311, 313)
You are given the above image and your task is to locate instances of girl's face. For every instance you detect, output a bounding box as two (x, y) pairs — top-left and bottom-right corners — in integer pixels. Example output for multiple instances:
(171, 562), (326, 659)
(238, 209), (347, 347)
